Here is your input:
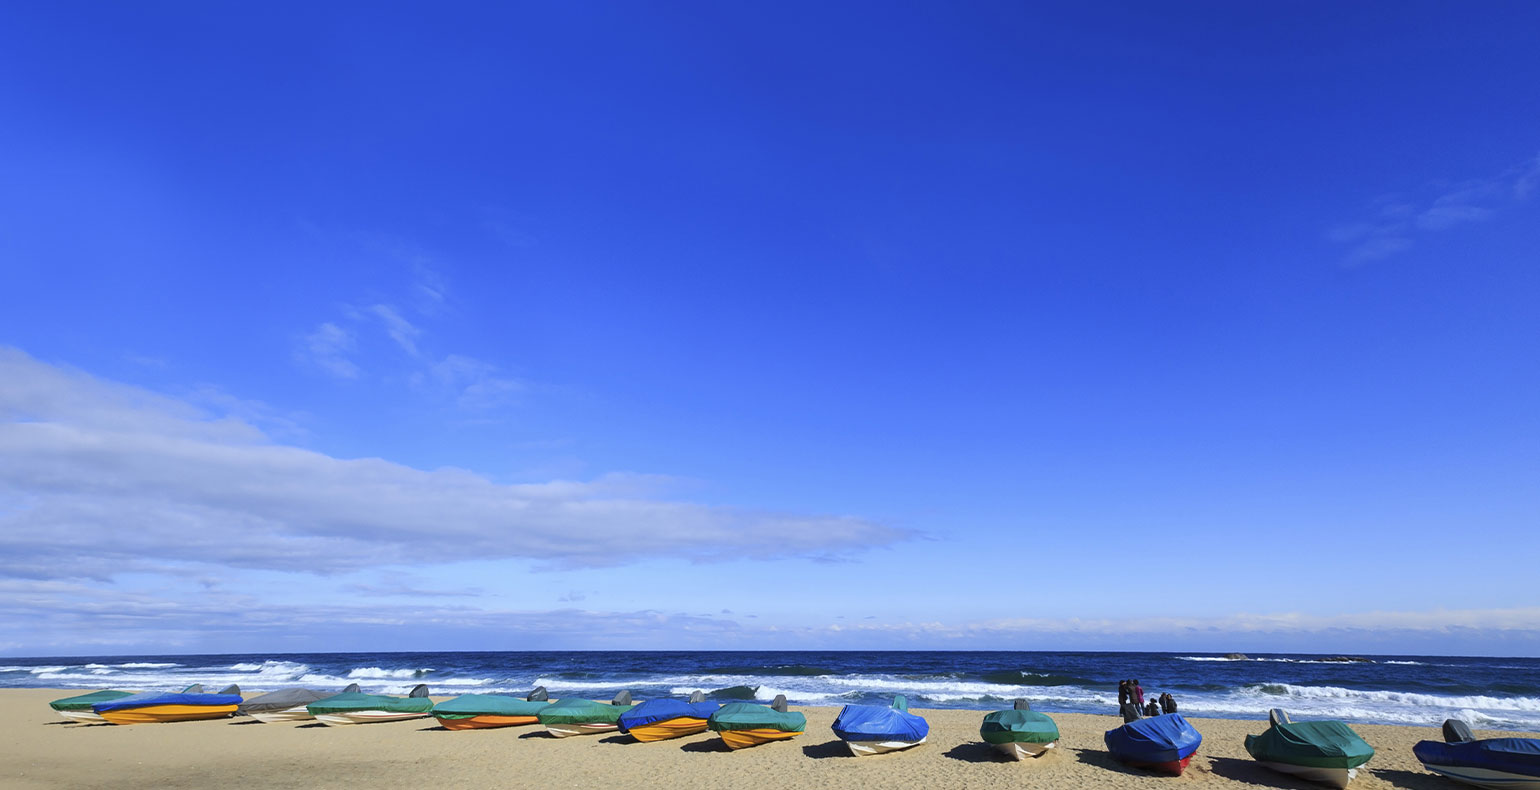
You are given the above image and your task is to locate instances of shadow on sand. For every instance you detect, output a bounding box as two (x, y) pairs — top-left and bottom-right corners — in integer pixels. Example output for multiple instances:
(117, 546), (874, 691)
(679, 738), (730, 754)
(1205, 756), (1311, 788)
(943, 742), (1005, 763)
(801, 740), (849, 759)
(1370, 768), (1452, 790)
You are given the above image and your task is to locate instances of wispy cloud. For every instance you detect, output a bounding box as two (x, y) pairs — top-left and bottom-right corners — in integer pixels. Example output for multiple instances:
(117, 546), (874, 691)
(298, 322), (359, 378)
(1331, 152), (1540, 264)
(368, 304), (422, 357)
(0, 348), (907, 581)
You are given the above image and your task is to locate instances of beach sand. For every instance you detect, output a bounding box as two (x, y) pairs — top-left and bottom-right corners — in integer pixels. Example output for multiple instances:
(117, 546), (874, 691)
(3, 688), (1531, 789)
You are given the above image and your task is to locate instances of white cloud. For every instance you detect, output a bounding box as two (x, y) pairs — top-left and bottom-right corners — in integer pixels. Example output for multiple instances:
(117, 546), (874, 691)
(299, 322), (359, 378)
(0, 348), (906, 581)
(368, 303), (422, 357)
(1331, 151), (1540, 263)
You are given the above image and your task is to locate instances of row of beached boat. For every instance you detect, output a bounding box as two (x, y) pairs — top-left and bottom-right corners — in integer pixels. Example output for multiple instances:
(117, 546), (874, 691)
(47, 685), (1540, 789)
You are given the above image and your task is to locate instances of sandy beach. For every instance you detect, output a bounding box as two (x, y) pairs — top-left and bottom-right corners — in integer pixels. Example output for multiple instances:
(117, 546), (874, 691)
(4, 689), (1533, 790)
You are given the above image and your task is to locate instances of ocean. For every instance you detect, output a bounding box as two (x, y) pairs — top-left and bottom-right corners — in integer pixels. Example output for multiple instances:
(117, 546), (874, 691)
(6, 650), (1538, 731)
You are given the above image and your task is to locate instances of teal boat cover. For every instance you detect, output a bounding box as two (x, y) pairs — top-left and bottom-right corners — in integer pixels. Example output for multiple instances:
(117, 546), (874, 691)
(50, 690), (133, 711)
(981, 709), (1061, 745)
(707, 702), (807, 733)
(307, 692), (433, 716)
(434, 694), (550, 717)
(536, 697), (633, 725)
(1246, 720), (1375, 769)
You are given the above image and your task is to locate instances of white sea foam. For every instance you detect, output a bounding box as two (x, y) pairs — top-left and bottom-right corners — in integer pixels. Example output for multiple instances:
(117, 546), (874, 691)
(346, 667), (433, 679)
(117, 662), (179, 668)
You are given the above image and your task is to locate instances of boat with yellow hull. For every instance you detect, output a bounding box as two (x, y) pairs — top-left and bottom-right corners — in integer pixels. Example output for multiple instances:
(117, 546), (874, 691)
(707, 696), (806, 750)
(721, 728), (803, 749)
(619, 692), (719, 742)
(92, 685), (242, 725)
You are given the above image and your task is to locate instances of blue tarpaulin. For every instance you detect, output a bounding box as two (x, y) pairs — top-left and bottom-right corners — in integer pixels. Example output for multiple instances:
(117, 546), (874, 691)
(93, 691), (243, 713)
(1415, 737), (1540, 777)
(618, 698), (721, 732)
(832, 697), (929, 742)
(1105, 713), (1203, 765)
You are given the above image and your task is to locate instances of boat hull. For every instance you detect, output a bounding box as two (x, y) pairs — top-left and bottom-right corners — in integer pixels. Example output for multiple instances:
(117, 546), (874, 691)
(315, 710), (430, 726)
(1121, 754), (1195, 776)
(720, 729), (801, 749)
(1257, 761), (1357, 789)
(99, 704), (238, 725)
(248, 707), (315, 724)
(994, 740), (1057, 760)
(546, 722), (619, 738)
(628, 717), (709, 742)
(1257, 761), (1356, 789)
(59, 709), (108, 724)
(845, 736), (926, 756)
(1422, 764), (1540, 790)
(437, 714), (540, 730)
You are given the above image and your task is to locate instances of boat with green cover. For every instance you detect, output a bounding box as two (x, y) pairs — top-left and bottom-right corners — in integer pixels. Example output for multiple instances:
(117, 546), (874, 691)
(434, 687), (551, 730)
(980, 699), (1060, 760)
(49, 690), (134, 723)
(1246, 709), (1375, 789)
(707, 695), (807, 750)
(536, 691), (635, 737)
(307, 684), (433, 725)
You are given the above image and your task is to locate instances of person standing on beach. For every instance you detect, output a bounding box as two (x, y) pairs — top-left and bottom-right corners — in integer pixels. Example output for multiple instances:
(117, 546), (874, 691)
(1133, 679), (1144, 709)
(1118, 679), (1130, 708)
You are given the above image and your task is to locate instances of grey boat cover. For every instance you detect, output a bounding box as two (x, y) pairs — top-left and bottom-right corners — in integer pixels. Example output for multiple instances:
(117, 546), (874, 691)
(239, 686), (355, 714)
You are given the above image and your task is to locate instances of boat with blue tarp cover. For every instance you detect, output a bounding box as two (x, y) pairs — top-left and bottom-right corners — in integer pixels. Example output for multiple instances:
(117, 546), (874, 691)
(92, 685), (242, 725)
(832, 694), (929, 756)
(1105, 713), (1203, 775)
(1414, 719), (1540, 790)
(618, 691), (719, 742)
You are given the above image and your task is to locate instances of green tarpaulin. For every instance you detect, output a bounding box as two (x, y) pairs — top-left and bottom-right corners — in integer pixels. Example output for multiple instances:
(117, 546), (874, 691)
(1246, 720), (1375, 770)
(980, 709), (1061, 745)
(434, 694), (550, 719)
(536, 698), (633, 725)
(50, 690), (133, 711)
(306, 692), (433, 716)
(707, 702), (807, 733)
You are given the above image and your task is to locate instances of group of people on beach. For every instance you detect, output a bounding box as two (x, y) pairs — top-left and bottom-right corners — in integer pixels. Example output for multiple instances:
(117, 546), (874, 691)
(1116, 679), (1176, 722)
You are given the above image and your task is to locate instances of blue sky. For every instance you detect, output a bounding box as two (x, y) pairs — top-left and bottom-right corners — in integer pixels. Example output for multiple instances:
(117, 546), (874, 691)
(2, 2), (1538, 656)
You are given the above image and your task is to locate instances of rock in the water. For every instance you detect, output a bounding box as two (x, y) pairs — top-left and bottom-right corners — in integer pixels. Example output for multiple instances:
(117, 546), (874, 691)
(1224, 653), (1248, 660)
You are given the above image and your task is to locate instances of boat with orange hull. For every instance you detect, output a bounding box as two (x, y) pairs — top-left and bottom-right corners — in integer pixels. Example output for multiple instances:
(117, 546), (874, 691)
(618, 691), (719, 742)
(92, 685), (242, 725)
(707, 696), (806, 750)
(433, 687), (551, 730)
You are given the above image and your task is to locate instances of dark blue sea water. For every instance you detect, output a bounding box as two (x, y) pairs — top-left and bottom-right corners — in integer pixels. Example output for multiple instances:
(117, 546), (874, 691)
(6, 650), (1538, 731)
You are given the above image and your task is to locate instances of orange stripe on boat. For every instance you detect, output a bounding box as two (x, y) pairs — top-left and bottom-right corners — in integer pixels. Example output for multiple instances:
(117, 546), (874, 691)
(436, 714), (540, 730)
(720, 728), (801, 749)
(629, 717), (709, 742)
(99, 704), (238, 725)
